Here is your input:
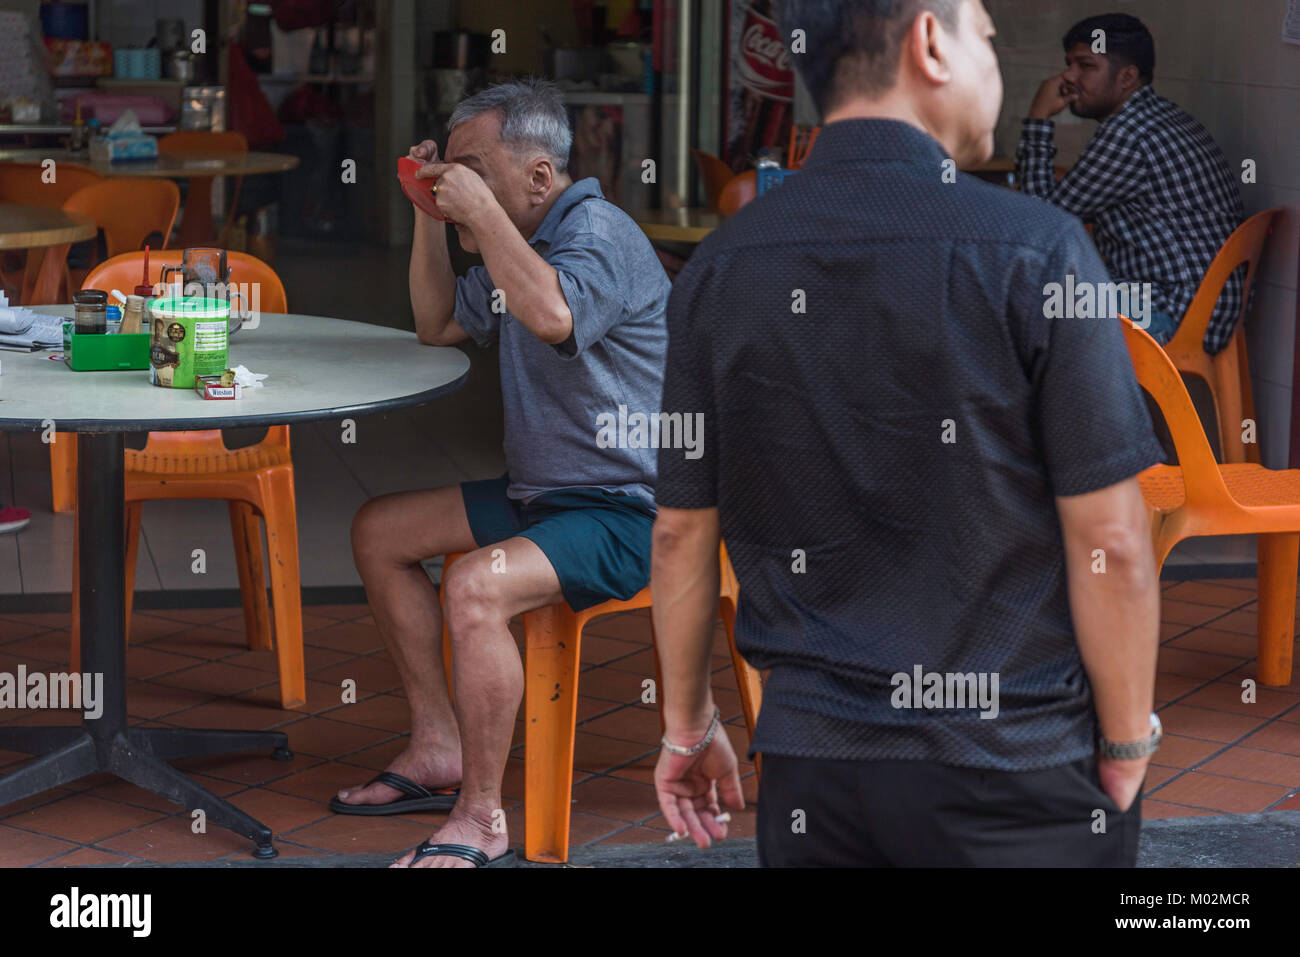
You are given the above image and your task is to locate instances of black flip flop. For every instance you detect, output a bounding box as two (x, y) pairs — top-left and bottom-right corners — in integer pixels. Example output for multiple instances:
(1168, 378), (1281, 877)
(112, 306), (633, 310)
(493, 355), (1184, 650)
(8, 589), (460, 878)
(329, 771), (461, 815)
(405, 840), (516, 868)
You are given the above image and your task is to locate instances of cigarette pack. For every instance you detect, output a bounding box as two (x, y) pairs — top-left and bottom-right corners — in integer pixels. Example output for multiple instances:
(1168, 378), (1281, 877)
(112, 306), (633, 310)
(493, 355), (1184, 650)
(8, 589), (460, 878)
(195, 375), (241, 400)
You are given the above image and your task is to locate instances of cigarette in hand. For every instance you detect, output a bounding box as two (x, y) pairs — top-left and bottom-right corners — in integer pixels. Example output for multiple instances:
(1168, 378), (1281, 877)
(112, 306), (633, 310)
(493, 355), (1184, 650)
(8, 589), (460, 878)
(666, 831), (687, 843)
(714, 812), (732, 824)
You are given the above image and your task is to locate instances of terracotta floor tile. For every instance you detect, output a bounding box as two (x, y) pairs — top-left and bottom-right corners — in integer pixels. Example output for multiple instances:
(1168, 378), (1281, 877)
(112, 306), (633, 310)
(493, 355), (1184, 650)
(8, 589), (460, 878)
(308, 654), (404, 695)
(1239, 721), (1300, 756)
(210, 611), (338, 636)
(216, 787), (333, 834)
(1161, 582), (1257, 609)
(0, 613), (71, 629)
(127, 614), (190, 642)
(335, 737), (412, 774)
(1142, 765), (1181, 790)
(94, 815), (251, 862)
(1149, 733), (1227, 769)
(1198, 610), (1258, 637)
(1159, 622), (1188, 642)
(1273, 794), (1300, 811)
(572, 731), (658, 773)
(603, 647), (660, 678)
(1140, 800), (1216, 819)
(0, 632), (67, 664)
(579, 704), (663, 744)
(570, 774), (660, 823)
(142, 625), (253, 660)
(1154, 673), (1208, 703)
(306, 604), (372, 622)
(1160, 600), (1230, 627)
(1167, 627), (1263, 658)
(143, 607), (244, 627)
(1156, 646), (1247, 680)
(305, 620), (387, 654)
(76, 776), (194, 814)
(224, 643), (353, 675)
(0, 824), (79, 866)
(36, 846), (142, 867)
(276, 715), (395, 760)
(0, 618), (57, 644)
(327, 694), (413, 732)
(125, 681), (215, 720)
(125, 646), (205, 680)
(157, 661), (276, 698)
(282, 812), (441, 855)
(1, 792), (167, 843)
(0, 787), (78, 819)
(1197, 746), (1300, 789)
(170, 751), (301, 787)
(159, 697), (298, 732)
(608, 757), (658, 786)
(583, 611), (653, 643)
(1146, 770), (1290, 814)
(579, 633), (646, 667)
(1178, 682), (1299, 719)
(1157, 704), (1265, 743)
(1226, 661), (1300, 695)
(641, 804), (758, 840)
(581, 666), (661, 704)
(238, 677), (355, 716)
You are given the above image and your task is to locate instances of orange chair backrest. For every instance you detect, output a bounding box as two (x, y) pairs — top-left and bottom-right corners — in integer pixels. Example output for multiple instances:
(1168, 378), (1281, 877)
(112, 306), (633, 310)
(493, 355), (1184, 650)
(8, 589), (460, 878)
(83, 250), (287, 312)
(718, 170), (757, 217)
(691, 149), (734, 213)
(1165, 208), (1280, 353)
(0, 161), (102, 208)
(158, 131), (249, 155)
(1121, 317), (1231, 505)
(62, 179), (180, 259)
(787, 125), (820, 169)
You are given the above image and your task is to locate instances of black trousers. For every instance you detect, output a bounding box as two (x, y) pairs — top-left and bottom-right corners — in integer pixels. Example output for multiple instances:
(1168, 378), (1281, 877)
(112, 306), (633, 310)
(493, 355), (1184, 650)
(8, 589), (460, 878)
(757, 754), (1142, 867)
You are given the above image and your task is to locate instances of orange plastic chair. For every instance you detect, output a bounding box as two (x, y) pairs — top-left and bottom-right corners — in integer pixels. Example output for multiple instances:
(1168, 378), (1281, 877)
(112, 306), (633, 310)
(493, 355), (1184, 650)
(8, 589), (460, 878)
(1123, 317), (1296, 686)
(718, 170), (757, 218)
(690, 149), (735, 213)
(158, 131), (248, 247)
(47, 180), (181, 512)
(1161, 208), (1282, 465)
(67, 251), (305, 709)
(0, 161), (103, 303)
(440, 543), (761, 863)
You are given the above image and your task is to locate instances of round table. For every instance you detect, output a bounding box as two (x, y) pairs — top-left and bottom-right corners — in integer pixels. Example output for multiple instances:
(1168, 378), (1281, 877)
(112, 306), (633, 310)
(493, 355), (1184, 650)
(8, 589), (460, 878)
(0, 311), (470, 857)
(0, 203), (96, 304)
(630, 207), (724, 244)
(0, 148), (301, 248)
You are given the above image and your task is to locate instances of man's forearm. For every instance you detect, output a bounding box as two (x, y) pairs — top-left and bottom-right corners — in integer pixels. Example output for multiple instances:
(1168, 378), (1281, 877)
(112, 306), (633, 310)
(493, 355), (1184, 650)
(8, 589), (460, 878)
(650, 511), (722, 738)
(1065, 539), (1160, 743)
(470, 203), (573, 344)
(1016, 119), (1059, 199)
(409, 214), (458, 344)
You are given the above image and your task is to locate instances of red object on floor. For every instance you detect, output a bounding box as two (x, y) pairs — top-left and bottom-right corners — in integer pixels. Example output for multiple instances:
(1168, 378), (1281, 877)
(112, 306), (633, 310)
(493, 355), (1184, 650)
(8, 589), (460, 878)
(0, 505), (31, 534)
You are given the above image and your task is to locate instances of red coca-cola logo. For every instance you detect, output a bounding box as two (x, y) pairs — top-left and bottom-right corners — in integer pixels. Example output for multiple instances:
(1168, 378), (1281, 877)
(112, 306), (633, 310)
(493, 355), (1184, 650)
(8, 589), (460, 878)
(738, 9), (793, 101)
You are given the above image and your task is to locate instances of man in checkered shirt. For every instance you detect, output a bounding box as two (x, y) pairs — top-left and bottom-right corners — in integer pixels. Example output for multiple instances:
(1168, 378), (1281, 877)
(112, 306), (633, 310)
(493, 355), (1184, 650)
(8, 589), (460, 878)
(1016, 12), (1244, 353)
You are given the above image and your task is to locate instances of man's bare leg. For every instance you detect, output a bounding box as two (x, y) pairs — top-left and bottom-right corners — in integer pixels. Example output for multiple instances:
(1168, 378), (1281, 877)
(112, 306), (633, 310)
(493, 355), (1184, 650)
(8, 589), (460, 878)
(391, 536), (564, 867)
(337, 486), (478, 807)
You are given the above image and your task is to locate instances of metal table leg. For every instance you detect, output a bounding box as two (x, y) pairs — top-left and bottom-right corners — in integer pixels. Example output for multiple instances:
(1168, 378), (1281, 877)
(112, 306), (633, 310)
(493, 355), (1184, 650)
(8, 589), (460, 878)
(0, 431), (292, 859)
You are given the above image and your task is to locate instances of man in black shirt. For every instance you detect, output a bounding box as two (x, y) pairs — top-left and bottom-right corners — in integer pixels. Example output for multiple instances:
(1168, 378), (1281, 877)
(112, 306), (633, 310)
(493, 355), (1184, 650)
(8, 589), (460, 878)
(651, 0), (1165, 866)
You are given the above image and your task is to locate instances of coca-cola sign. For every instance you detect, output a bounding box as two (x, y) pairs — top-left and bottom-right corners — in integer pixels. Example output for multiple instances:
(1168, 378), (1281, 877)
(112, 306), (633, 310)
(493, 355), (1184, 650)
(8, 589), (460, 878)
(737, 6), (793, 101)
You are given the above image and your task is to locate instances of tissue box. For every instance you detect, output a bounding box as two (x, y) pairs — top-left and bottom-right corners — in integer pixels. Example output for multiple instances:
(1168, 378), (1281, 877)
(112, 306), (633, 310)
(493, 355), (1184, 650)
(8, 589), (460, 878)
(89, 133), (158, 163)
(195, 375), (241, 400)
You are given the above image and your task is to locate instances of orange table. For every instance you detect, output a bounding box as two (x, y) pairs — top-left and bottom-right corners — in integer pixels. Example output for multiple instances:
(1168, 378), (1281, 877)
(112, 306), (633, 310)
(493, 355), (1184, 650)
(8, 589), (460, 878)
(0, 203), (96, 304)
(0, 149), (299, 248)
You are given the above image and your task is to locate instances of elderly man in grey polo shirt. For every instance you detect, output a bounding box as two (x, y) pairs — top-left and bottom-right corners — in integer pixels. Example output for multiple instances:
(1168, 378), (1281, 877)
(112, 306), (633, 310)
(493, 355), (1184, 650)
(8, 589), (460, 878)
(339, 79), (671, 868)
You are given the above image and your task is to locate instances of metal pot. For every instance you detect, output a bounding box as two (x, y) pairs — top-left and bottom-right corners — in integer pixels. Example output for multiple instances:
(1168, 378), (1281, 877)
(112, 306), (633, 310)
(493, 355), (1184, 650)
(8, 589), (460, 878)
(167, 51), (196, 83)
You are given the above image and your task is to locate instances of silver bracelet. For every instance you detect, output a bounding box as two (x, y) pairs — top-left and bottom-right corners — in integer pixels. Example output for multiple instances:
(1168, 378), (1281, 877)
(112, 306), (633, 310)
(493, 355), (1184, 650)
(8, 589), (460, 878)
(661, 707), (722, 756)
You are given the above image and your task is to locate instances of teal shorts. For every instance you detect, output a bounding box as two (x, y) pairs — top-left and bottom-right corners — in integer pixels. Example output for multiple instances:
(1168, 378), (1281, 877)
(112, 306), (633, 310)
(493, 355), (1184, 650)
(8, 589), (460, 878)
(459, 473), (656, 612)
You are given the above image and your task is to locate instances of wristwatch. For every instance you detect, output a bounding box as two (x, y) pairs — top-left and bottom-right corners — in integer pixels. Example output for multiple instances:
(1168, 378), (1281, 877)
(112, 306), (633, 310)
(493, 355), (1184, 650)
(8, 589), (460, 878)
(1098, 712), (1162, 760)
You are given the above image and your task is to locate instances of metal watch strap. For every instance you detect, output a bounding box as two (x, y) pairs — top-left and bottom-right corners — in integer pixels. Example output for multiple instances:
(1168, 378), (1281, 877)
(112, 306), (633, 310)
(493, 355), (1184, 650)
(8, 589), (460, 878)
(662, 707), (722, 756)
(1099, 713), (1162, 760)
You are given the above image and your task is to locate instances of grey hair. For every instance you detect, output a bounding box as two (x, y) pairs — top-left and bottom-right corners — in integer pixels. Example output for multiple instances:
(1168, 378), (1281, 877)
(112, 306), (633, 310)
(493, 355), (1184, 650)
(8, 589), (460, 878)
(447, 78), (572, 173)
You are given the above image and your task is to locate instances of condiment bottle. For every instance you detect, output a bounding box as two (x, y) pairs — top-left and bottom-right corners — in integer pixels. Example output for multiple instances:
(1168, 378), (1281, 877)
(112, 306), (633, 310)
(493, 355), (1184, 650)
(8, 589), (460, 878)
(73, 290), (107, 335)
(121, 295), (145, 335)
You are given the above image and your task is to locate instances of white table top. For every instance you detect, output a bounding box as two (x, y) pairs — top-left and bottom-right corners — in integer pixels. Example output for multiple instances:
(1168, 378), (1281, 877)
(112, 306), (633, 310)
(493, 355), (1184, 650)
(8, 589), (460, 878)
(0, 309), (470, 431)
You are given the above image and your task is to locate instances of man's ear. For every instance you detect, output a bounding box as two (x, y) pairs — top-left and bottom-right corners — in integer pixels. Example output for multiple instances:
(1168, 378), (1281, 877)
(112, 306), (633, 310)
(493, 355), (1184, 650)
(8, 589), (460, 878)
(1116, 62), (1141, 93)
(906, 10), (953, 87)
(529, 158), (554, 201)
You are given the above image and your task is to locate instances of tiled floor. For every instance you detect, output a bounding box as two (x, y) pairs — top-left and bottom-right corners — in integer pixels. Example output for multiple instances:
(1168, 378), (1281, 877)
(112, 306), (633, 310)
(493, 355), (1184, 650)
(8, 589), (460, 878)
(1, 577), (1298, 866)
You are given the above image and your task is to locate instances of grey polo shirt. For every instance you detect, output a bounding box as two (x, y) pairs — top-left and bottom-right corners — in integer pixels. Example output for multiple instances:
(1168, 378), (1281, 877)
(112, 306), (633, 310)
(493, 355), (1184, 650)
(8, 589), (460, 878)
(453, 177), (670, 508)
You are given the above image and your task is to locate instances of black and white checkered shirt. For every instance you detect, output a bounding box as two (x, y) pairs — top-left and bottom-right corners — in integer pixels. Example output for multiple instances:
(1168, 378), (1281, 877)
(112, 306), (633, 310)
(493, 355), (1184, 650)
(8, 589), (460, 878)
(1017, 85), (1244, 353)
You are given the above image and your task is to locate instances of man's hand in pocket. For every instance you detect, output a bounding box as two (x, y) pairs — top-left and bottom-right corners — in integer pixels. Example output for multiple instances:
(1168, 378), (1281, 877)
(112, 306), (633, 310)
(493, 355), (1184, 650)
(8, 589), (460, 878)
(1098, 754), (1150, 812)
